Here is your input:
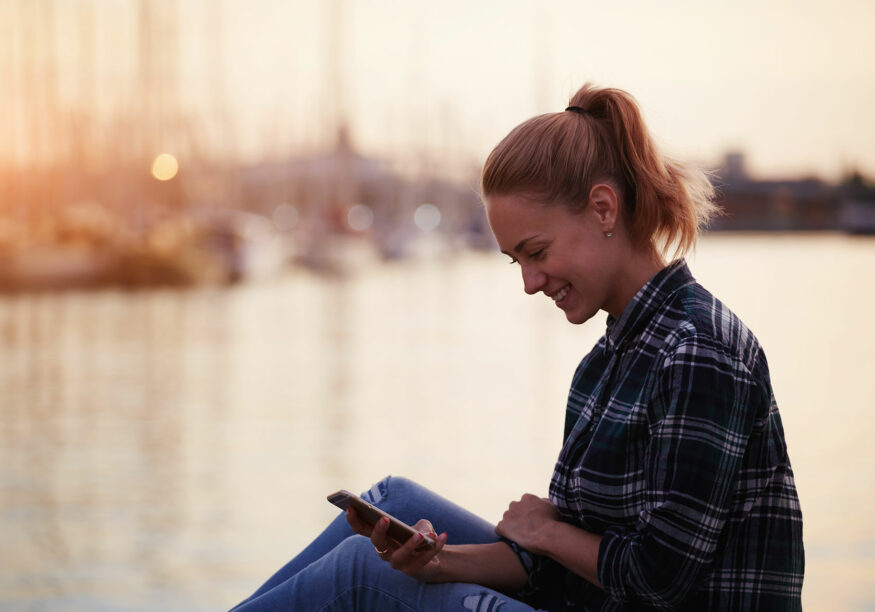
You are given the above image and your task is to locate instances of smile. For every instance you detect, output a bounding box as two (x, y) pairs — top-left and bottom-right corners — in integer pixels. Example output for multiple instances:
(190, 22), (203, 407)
(550, 284), (570, 303)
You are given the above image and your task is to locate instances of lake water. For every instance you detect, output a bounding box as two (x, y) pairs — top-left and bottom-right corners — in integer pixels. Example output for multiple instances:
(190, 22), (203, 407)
(1, 234), (873, 611)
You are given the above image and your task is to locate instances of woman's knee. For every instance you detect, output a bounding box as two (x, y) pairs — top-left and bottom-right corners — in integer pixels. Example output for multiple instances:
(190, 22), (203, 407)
(360, 475), (420, 505)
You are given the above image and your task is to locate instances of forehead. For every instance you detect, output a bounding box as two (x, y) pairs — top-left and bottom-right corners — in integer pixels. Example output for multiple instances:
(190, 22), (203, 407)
(485, 193), (543, 223)
(486, 194), (557, 227)
(485, 194), (573, 249)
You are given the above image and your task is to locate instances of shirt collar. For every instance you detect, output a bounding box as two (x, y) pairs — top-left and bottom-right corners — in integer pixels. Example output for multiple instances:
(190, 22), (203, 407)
(604, 259), (696, 354)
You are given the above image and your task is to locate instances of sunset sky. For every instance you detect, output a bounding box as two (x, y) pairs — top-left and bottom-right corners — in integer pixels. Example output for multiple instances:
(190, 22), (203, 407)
(5, 0), (875, 180)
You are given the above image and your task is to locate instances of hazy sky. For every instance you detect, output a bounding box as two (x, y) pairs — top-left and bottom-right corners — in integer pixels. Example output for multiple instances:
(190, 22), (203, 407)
(8, 0), (875, 180)
(215, 0), (875, 180)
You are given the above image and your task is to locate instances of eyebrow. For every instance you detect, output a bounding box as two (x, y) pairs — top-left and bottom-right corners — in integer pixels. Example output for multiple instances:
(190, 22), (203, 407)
(501, 235), (540, 257)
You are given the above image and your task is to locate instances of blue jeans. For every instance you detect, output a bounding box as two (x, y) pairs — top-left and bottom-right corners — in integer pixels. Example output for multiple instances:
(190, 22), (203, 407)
(229, 476), (540, 611)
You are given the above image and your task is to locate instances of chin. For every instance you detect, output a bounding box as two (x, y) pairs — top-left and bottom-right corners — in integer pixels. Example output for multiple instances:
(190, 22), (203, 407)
(564, 308), (594, 325)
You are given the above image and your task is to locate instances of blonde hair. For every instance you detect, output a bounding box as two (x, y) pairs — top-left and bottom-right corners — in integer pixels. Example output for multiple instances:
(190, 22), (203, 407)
(481, 83), (718, 259)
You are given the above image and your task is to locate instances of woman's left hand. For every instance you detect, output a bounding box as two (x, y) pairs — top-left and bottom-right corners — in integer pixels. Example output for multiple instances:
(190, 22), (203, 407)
(495, 494), (561, 555)
(379, 518), (449, 582)
(347, 508), (449, 582)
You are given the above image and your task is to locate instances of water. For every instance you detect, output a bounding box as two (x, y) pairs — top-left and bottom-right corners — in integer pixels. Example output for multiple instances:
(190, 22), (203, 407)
(1, 234), (873, 611)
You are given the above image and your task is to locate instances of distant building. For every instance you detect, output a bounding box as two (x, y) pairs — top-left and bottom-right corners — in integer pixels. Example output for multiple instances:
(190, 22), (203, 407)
(836, 171), (875, 234)
(711, 152), (841, 231)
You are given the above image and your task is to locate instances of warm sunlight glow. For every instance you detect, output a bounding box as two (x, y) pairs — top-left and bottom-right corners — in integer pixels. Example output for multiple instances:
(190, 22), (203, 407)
(151, 153), (179, 181)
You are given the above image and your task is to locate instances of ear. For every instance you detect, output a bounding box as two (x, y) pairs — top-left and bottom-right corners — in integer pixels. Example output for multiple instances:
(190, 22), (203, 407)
(588, 183), (620, 233)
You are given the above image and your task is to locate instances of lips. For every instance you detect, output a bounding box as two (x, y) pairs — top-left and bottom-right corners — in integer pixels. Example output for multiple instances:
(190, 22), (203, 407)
(550, 284), (570, 304)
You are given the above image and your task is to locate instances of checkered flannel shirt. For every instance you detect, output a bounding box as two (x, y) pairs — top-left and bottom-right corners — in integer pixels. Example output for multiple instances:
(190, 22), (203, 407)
(508, 260), (804, 611)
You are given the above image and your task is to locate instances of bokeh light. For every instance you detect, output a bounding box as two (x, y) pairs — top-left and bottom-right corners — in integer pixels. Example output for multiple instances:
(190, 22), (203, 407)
(414, 203), (441, 232)
(347, 204), (374, 232)
(273, 203), (299, 231)
(151, 153), (179, 181)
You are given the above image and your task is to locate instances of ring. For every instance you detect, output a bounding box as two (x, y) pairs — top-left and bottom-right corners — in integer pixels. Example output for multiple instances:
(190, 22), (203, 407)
(374, 544), (390, 555)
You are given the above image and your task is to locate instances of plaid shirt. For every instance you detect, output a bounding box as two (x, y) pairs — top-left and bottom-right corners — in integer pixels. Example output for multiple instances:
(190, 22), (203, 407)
(509, 260), (804, 611)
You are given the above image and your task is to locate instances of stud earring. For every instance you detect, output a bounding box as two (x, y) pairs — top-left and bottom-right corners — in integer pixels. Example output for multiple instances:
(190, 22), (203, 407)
(605, 232), (614, 238)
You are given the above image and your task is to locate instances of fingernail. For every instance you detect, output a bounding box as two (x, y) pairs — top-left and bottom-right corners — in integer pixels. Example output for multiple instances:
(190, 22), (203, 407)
(413, 532), (423, 542)
(380, 517), (389, 526)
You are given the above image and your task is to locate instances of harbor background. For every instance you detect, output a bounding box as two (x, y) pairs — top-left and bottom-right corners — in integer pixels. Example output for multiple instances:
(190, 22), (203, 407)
(2, 0), (875, 610)
(2, 235), (874, 611)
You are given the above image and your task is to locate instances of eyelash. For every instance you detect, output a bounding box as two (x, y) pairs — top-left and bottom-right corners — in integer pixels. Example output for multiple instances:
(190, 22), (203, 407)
(508, 249), (545, 265)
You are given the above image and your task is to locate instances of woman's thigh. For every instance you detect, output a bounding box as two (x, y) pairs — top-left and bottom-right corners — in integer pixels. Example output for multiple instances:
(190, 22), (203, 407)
(236, 535), (538, 612)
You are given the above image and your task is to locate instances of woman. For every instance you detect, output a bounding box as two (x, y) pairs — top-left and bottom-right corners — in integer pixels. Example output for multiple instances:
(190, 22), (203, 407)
(231, 84), (804, 611)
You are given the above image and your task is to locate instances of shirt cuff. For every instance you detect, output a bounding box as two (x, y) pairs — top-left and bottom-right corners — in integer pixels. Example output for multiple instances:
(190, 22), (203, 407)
(500, 537), (565, 608)
(598, 525), (632, 604)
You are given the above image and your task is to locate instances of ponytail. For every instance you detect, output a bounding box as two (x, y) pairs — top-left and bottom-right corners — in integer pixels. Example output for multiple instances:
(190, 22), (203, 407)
(481, 83), (718, 259)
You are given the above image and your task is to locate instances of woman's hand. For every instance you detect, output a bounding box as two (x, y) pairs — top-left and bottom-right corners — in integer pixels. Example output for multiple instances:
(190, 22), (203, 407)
(346, 508), (449, 582)
(495, 493), (562, 555)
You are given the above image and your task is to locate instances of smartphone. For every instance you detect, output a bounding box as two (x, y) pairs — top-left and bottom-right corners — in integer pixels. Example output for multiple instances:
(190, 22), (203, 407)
(327, 489), (436, 550)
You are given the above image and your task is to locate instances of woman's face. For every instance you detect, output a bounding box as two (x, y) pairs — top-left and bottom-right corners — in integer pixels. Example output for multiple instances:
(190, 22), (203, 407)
(485, 193), (621, 324)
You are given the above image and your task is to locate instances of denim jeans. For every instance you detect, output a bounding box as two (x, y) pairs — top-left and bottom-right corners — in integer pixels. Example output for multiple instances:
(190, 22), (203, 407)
(229, 476), (540, 611)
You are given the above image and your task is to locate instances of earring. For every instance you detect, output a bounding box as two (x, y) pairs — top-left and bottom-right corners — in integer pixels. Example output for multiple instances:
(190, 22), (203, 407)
(605, 232), (613, 238)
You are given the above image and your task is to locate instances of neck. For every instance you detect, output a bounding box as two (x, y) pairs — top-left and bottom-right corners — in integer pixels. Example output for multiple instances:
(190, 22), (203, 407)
(605, 248), (665, 319)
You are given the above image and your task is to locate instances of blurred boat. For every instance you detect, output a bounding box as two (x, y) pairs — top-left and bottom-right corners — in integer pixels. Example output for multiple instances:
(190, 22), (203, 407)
(0, 247), (115, 291)
(187, 209), (291, 283)
(0, 209), (291, 292)
(296, 233), (381, 275)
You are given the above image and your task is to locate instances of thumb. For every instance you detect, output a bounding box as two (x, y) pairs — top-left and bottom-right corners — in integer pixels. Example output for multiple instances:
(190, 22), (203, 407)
(413, 519), (436, 537)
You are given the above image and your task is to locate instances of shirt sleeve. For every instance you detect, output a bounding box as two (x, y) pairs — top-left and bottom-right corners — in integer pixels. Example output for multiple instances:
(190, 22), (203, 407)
(597, 332), (767, 609)
(500, 537), (567, 609)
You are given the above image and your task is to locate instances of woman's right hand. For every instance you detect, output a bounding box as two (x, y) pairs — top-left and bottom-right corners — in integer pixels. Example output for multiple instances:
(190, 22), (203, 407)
(346, 507), (450, 582)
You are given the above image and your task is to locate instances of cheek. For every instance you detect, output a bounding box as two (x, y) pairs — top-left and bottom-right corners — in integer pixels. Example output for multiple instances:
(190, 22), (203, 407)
(566, 268), (609, 310)
(564, 261), (598, 290)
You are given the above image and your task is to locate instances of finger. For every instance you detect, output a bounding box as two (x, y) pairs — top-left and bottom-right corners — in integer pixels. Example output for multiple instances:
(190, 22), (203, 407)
(389, 531), (429, 570)
(395, 532), (448, 574)
(346, 507), (373, 537)
(412, 528), (441, 554)
(412, 519), (435, 536)
(433, 531), (448, 554)
(370, 516), (393, 553)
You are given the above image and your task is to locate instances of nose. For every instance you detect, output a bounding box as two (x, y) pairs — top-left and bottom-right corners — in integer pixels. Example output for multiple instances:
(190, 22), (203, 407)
(521, 263), (547, 295)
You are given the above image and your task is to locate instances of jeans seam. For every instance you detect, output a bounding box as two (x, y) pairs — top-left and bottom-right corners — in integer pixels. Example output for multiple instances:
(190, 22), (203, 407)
(316, 583), (421, 612)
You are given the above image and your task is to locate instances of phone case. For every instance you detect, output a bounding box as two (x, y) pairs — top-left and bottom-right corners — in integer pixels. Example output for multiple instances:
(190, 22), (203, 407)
(327, 490), (436, 549)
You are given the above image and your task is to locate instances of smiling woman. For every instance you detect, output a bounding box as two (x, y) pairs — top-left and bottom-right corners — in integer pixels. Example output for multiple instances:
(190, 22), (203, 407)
(230, 84), (804, 612)
(480, 85), (719, 328)
(479, 84), (804, 610)
(485, 192), (655, 324)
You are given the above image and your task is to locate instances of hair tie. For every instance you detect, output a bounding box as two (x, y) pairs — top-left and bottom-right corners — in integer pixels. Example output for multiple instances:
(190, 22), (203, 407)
(565, 106), (589, 115)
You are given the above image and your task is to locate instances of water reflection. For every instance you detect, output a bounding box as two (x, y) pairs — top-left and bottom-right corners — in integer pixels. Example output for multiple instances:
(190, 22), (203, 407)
(1, 236), (874, 611)
(1, 289), (236, 607)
